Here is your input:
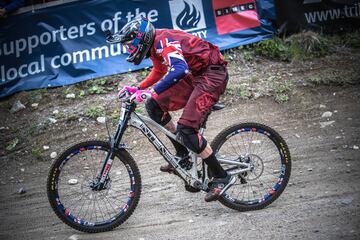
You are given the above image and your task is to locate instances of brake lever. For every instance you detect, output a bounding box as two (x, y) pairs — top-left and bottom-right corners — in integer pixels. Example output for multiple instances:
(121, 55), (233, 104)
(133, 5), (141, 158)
(118, 91), (131, 102)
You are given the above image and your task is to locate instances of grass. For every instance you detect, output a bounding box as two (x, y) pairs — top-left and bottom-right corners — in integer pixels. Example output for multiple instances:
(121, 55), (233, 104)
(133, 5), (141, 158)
(66, 113), (80, 122)
(253, 37), (291, 61)
(308, 69), (356, 86)
(111, 109), (120, 122)
(286, 31), (330, 60)
(61, 77), (118, 97)
(84, 105), (105, 119)
(226, 84), (252, 100)
(243, 31), (344, 62)
(223, 50), (233, 61)
(344, 30), (360, 49)
(30, 88), (48, 102)
(138, 68), (151, 78)
(270, 76), (291, 103)
(6, 138), (19, 151)
(31, 147), (44, 161)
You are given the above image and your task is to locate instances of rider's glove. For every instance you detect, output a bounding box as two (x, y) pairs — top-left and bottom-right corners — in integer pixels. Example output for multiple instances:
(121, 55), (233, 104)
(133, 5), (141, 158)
(118, 86), (138, 99)
(130, 89), (153, 103)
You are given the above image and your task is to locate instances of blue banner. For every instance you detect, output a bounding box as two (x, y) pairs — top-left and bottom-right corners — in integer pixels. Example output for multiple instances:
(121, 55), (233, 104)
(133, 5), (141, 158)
(0, 0), (276, 98)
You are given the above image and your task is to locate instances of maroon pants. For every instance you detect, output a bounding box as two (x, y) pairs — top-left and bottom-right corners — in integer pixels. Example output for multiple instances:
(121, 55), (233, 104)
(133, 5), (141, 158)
(153, 65), (228, 130)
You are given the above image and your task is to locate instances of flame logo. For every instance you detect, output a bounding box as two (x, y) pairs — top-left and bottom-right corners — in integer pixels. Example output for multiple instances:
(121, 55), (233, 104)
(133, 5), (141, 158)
(176, 1), (201, 30)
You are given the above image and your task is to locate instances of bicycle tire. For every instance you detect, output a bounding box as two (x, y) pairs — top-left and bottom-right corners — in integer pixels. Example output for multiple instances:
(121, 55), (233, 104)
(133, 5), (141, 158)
(210, 122), (291, 211)
(47, 140), (141, 233)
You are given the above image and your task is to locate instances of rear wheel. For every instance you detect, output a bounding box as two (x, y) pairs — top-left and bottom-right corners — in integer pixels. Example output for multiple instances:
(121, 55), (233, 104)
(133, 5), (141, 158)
(47, 140), (141, 233)
(210, 123), (291, 211)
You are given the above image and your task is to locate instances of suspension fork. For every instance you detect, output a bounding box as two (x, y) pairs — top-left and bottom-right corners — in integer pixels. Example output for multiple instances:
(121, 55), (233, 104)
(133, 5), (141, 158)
(95, 102), (134, 189)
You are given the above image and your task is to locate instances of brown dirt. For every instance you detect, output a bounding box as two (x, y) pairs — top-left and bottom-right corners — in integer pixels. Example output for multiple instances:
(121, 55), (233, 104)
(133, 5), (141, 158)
(0, 49), (360, 240)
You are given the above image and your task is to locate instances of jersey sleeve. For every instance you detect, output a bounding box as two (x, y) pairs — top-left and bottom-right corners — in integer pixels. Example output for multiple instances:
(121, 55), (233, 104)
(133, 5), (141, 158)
(153, 38), (189, 94)
(138, 56), (168, 90)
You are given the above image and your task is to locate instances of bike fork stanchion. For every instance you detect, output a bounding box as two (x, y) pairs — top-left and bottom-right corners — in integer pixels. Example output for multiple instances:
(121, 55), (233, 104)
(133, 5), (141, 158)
(93, 102), (132, 191)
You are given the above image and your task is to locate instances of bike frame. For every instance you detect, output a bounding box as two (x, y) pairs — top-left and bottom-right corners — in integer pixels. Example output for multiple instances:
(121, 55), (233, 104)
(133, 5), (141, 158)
(96, 100), (251, 191)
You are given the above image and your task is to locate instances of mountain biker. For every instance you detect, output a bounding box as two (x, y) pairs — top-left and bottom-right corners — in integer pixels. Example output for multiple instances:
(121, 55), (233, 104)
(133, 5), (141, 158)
(116, 17), (235, 202)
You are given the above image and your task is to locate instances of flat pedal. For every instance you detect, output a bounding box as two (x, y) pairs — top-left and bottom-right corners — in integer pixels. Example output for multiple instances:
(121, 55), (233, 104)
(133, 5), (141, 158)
(185, 184), (201, 193)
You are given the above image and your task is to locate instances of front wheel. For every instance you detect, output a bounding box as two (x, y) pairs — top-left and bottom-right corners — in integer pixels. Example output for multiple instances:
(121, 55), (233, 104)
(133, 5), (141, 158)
(47, 140), (141, 233)
(210, 123), (291, 211)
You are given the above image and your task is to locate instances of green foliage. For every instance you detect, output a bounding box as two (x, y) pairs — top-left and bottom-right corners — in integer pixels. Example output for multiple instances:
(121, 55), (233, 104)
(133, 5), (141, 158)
(6, 138), (19, 151)
(135, 108), (144, 113)
(239, 88), (252, 99)
(30, 88), (48, 102)
(343, 30), (360, 49)
(29, 123), (38, 135)
(307, 69), (356, 86)
(111, 109), (120, 122)
(31, 147), (44, 161)
(97, 78), (108, 86)
(79, 90), (85, 98)
(88, 85), (105, 94)
(62, 76), (118, 97)
(270, 76), (291, 103)
(226, 84), (252, 99)
(84, 106), (105, 119)
(139, 68), (151, 78)
(275, 94), (289, 103)
(287, 31), (330, 60)
(253, 38), (291, 61)
(250, 31), (333, 61)
(237, 45), (255, 61)
(223, 52), (233, 61)
(66, 113), (79, 122)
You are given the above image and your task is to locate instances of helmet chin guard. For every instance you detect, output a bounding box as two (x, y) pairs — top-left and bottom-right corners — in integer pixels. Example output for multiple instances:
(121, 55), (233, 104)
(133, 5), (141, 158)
(117, 18), (155, 65)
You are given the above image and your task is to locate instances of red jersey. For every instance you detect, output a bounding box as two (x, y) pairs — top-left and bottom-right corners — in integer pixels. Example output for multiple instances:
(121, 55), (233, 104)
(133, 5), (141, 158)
(138, 29), (226, 93)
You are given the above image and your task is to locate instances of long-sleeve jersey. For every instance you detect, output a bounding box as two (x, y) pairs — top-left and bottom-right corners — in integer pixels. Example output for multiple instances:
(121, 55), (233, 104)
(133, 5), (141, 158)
(138, 29), (225, 94)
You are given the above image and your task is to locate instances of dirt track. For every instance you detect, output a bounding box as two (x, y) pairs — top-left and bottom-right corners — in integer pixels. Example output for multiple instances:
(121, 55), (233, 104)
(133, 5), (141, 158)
(0, 84), (359, 240)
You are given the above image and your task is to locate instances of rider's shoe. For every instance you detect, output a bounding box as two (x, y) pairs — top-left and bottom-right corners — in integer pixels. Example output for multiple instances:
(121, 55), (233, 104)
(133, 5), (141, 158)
(185, 184), (201, 193)
(160, 163), (174, 173)
(204, 174), (236, 202)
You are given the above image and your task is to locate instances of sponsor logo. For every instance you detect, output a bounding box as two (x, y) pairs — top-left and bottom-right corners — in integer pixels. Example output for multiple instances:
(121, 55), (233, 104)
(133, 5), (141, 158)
(196, 92), (213, 113)
(212, 0), (260, 35)
(169, 0), (206, 32)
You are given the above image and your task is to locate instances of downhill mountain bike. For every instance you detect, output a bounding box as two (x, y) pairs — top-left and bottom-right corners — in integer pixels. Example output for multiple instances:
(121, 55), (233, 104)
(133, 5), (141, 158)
(47, 92), (291, 233)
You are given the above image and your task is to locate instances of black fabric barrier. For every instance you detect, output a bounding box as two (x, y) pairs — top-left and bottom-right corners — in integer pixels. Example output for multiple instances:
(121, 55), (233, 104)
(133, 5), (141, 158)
(276, 0), (360, 33)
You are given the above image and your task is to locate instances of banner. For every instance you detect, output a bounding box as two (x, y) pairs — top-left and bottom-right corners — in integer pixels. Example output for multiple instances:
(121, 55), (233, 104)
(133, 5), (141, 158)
(303, 0), (360, 32)
(0, 0), (276, 98)
(276, 0), (360, 33)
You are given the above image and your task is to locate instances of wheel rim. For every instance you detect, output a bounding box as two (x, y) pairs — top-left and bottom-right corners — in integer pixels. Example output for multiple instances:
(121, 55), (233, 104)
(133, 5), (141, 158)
(215, 127), (288, 205)
(51, 145), (136, 226)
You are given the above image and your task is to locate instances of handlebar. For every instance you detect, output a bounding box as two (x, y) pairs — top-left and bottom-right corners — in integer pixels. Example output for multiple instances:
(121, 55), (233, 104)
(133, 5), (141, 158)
(118, 90), (152, 103)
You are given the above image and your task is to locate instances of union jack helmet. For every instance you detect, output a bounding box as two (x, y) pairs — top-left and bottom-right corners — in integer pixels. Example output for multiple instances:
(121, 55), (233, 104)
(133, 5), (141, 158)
(117, 17), (155, 65)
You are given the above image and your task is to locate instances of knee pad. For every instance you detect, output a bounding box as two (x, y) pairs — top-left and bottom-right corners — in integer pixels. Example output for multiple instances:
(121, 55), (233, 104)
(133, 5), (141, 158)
(176, 124), (207, 154)
(145, 98), (171, 126)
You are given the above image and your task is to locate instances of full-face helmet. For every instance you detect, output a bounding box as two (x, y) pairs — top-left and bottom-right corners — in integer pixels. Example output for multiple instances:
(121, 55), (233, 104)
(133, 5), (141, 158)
(117, 18), (155, 65)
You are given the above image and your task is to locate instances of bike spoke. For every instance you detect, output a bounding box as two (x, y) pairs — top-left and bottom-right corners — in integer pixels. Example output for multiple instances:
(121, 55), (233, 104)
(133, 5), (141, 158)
(53, 146), (135, 225)
(215, 126), (289, 205)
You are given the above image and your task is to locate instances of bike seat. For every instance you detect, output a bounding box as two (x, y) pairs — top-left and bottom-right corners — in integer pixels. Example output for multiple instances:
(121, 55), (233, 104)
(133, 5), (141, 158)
(211, 103), (225, 111)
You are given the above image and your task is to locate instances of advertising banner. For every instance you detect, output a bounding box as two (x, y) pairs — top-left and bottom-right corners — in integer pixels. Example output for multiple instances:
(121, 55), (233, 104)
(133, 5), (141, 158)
(0, 0), (276, 98)
(276, 0), (360, 33)
(303, 0), (360, 32)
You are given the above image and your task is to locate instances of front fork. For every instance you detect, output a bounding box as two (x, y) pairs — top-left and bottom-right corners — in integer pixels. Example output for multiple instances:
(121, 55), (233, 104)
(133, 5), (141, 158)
(92, 102), (133, 191)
